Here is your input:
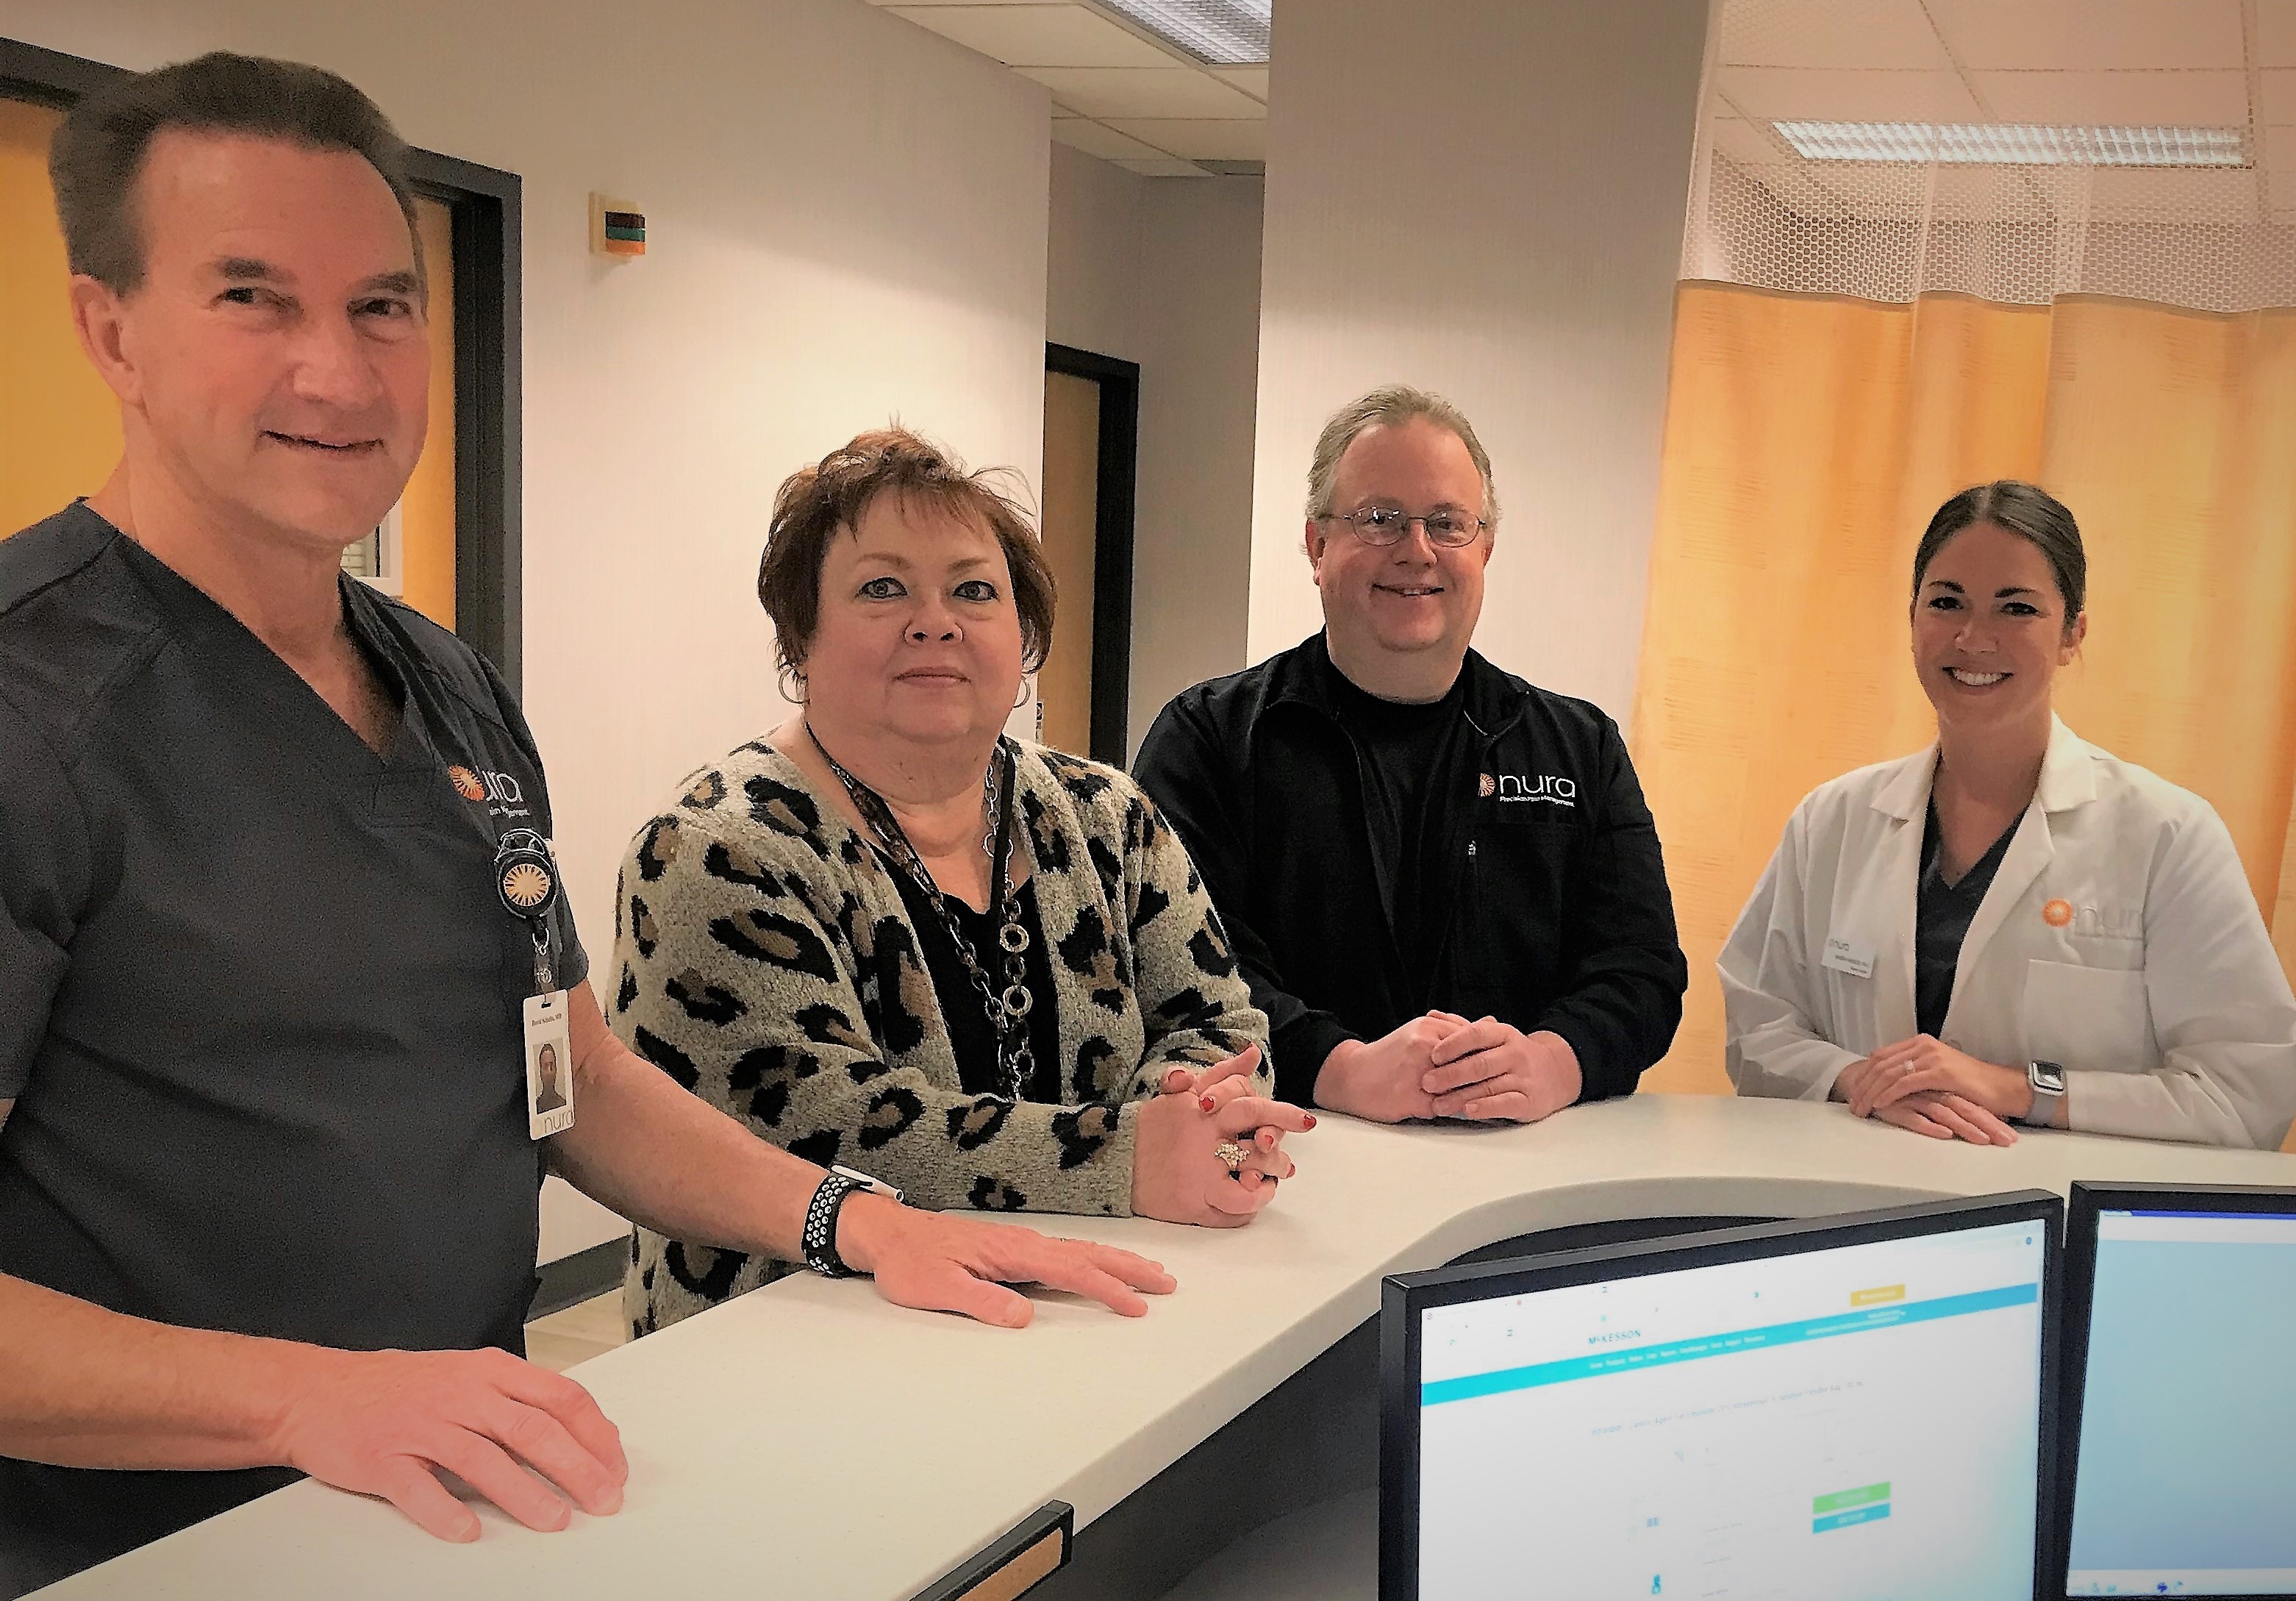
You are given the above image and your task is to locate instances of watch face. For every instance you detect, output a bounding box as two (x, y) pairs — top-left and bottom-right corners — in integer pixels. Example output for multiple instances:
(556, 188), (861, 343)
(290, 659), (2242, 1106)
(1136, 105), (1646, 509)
(2032, 1060), (2067, 1094)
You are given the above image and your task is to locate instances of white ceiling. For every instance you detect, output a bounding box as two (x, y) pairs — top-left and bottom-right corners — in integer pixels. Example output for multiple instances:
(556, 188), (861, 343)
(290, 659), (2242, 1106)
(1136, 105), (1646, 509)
(868, 0), (1266, 176)
(869, 0), (2296, 210)
(1712, 0), (2296, 221)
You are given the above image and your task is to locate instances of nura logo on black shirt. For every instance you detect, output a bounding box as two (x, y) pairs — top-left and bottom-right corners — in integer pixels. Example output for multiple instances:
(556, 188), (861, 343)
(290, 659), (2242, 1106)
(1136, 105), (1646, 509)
(448, 761), (532, 820)
(1478, 771), (1578, 806)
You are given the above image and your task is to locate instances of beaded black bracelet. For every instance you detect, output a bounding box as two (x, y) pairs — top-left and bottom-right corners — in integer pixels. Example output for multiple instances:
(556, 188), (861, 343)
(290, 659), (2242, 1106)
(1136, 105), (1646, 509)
(801, 1172), (862, 1278)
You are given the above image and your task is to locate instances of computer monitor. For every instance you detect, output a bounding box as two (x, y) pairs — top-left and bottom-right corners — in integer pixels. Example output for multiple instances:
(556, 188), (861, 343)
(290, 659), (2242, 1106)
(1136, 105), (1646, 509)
(1381, 1192), (2061, 1601)
(2061, 1182), (2296, 1600)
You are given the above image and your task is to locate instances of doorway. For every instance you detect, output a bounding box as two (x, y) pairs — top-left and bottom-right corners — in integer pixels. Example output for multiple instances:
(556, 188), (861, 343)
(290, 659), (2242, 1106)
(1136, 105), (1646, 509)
(1039, 342), (1139, 766)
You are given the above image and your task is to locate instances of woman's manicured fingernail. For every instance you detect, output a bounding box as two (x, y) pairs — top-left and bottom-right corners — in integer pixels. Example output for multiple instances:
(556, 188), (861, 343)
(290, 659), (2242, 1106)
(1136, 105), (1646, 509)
(1199, 1095), (1217, 1113)
(1301, 1113), (1317, 1129)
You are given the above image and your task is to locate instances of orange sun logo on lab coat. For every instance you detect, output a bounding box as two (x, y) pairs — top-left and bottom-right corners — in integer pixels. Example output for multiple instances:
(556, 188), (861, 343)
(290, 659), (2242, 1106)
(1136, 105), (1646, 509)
(2042, 899), (2074, 928)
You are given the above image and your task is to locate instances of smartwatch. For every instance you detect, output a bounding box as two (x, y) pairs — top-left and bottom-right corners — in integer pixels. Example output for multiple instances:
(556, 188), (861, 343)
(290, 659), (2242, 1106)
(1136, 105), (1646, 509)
(801, 1165), (904, 1278)
(2022, 1060), (2067, 1127)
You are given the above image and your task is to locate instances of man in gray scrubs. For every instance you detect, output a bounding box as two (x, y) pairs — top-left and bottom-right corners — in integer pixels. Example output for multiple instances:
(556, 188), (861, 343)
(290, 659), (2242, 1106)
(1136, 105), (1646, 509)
(0, 52), (1171, 1594)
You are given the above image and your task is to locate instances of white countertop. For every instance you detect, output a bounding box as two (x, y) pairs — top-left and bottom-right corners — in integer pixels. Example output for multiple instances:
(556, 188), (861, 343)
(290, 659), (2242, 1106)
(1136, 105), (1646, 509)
(39, 1096), (2296, 1600)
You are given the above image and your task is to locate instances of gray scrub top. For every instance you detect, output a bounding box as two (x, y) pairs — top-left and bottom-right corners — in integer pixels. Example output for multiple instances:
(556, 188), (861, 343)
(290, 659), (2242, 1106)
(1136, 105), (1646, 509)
(0, 503), (587, 1592)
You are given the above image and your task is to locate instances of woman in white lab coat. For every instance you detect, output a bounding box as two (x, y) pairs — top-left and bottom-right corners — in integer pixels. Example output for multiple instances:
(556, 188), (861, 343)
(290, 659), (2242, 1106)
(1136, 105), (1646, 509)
(1720, 481), (2296, 1149)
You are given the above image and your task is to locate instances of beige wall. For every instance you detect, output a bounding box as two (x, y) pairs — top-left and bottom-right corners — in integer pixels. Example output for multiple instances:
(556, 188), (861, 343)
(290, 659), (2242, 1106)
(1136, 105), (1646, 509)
(1045, 145), (1264, 757)
(1247, 0), (1709, 724)
(8, 0), (1054, 1261)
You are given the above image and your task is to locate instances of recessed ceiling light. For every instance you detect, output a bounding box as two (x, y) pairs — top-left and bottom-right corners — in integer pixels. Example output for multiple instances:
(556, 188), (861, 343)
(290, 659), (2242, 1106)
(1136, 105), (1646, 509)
(1772, 121), (2247, 168)
(1095, 0), (1270, 65)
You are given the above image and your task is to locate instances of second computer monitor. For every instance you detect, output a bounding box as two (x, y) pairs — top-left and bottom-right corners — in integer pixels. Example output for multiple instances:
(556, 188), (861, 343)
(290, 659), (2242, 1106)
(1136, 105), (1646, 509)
(2061, 1181), (2296, 1600)
(1381, 1192), (2061, 1601)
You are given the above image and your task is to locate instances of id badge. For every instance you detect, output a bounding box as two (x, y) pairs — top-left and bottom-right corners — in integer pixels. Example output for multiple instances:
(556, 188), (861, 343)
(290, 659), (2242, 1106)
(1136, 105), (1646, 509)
(1823, 935), (1876, 980)
(524, 991), (575, 1139)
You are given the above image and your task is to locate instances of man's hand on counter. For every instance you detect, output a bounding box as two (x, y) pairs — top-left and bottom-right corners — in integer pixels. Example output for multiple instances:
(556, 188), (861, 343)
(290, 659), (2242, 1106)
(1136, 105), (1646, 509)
(836, 1196), (1178, 1329)
(266, 1344), (628, 1542)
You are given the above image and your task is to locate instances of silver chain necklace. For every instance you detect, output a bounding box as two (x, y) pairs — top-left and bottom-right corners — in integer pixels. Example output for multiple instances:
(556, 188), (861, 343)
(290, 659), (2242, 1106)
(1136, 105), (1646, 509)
(807, 726), (1035, 1102)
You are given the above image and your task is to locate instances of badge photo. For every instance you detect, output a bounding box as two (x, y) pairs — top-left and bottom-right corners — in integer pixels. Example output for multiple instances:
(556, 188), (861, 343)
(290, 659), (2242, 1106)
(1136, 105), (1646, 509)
(524, 991), (575, 1140)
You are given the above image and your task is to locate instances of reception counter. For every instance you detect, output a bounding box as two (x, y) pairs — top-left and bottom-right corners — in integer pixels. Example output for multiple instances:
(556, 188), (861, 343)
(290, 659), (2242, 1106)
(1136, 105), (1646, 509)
(37, 1096), (2296, 1600)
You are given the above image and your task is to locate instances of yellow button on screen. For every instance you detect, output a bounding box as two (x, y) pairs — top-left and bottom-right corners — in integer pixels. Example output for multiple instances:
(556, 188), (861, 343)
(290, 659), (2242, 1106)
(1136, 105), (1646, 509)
(1851, 1284), (1906, 1307)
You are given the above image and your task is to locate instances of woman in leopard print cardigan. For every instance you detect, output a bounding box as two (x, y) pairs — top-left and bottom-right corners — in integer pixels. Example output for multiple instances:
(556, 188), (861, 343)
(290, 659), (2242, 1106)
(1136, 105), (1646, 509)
(610, 429), (1297, 1335)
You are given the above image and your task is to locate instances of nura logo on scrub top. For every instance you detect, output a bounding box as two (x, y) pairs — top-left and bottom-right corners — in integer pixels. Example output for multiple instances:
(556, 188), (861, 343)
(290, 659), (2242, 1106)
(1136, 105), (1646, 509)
(1479, 772), (1578, 807)
(448, 763), (532, 820)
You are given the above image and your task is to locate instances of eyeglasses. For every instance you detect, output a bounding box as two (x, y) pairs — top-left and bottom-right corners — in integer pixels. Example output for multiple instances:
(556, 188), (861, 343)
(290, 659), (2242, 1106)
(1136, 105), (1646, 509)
(1320, 506), (1488, 549)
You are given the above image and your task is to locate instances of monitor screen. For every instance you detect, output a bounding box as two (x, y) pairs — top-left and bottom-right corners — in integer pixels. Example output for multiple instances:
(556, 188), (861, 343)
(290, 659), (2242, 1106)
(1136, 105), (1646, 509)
(1386, 1197), (2055, 1601)
(2064, 1191), (2296, 1598)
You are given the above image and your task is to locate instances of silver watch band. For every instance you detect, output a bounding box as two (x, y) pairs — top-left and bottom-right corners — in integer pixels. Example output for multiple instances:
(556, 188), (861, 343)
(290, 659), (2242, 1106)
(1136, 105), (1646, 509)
(2022, 1061), (2066, 1127)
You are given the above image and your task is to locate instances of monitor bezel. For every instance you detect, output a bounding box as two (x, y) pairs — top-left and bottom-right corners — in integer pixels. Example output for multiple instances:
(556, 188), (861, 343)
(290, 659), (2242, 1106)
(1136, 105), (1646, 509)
(2059, 1180), (2296, 1601)
(1380, 1189), (2064, 1601)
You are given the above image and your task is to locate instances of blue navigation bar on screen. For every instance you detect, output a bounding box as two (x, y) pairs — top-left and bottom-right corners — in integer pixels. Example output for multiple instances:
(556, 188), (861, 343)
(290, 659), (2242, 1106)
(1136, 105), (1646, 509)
(1421, 1283), (2039, 1408)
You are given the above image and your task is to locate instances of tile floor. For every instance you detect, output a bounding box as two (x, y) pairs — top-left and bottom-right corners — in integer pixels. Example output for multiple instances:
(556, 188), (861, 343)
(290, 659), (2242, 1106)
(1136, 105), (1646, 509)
(525, 1291), (630, 1373)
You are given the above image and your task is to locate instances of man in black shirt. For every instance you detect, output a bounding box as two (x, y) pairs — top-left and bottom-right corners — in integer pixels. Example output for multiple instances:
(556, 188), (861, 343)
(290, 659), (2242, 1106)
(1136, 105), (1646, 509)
(0, 53), (1169, 1595)
(1135, 385), (1687, 1122)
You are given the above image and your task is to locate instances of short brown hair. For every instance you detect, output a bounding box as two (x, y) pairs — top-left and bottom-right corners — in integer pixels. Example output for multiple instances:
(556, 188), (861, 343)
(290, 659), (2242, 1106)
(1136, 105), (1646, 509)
(1306, 383), (1501, 528)
(758, 428), (1056, 677)
(50, 51), (423, 296)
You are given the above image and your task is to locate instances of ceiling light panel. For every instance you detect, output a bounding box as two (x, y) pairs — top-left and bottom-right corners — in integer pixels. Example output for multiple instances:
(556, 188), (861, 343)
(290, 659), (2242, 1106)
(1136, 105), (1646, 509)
(1092, 0), (1270, 65)
(1773, 121), (2250, 167)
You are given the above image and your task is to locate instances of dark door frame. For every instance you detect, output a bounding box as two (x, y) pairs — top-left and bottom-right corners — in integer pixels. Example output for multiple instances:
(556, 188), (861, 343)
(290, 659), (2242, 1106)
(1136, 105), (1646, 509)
(1, 36), (528, 690)
(1045, 341), (1139, 766)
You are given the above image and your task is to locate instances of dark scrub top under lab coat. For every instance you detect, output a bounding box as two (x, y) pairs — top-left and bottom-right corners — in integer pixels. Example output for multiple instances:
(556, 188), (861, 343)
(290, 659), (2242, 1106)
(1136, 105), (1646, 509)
(0, 504), (587, 1594)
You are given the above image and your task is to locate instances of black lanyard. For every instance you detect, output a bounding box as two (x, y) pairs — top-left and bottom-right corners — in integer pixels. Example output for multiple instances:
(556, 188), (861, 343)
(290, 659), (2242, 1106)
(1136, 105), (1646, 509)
(807, 729), (1037, 1101)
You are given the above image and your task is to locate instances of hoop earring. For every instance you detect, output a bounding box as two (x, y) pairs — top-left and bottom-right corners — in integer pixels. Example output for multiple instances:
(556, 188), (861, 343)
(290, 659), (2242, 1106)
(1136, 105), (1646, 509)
(1013, 680), (1033, 711)
(778, 665), (809, 706)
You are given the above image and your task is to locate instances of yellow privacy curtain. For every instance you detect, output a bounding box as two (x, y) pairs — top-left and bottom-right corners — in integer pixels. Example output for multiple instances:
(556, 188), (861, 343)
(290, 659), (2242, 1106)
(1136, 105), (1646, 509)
(1631, 281), (2296, 1128)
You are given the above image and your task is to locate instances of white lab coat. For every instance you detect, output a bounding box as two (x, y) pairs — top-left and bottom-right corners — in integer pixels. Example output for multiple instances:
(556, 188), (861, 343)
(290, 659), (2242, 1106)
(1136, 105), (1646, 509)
(1720, 716), (2296, 1149)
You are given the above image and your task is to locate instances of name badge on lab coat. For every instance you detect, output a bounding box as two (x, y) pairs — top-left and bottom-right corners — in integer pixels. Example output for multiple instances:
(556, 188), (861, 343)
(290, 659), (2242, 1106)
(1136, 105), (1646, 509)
(1823, 935), (1876, 981)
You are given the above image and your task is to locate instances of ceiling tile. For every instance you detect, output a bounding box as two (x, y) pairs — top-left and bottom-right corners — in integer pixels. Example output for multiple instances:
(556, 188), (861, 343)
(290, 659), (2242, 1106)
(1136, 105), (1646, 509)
(1968, 69), (2247, 125)
(1051, 117), (1174, 160)
(2267, 125), (2296, 171)
(2261, 71), (2296, 124)
(1723, 160), (1852, 220)
(1015, 65), (1264, 118)
(2264, 0), (2296, 68)
(1115, 157), (1211, 176)
(1925, 0), (2244, 71)
(885, 4), (1179, 68)
(1717, 0), (1947, 70)
(1211, 66), (1270, 101)
(868, 0), (1045, 7)
(2085, 163), (2260, 220)
(1101, 117), (1267, 159)
(1714, 65), (1985, 123)
(2269, 168), (2296, 213)
(1708, 116), (1792, 165)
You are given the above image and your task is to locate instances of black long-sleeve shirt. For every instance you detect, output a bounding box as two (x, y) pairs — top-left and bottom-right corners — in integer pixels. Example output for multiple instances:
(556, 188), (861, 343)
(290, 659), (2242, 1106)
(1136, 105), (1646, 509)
(1134, 633), (1687, 1107)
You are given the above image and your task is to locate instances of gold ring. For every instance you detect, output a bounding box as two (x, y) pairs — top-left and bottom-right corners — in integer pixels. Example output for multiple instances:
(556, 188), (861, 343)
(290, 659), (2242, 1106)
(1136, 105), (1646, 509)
(1215, 1141), (1248, 1175)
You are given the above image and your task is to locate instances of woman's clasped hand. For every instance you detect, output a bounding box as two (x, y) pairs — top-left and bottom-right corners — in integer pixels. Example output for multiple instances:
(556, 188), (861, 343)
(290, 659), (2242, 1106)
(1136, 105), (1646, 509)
(1138, 1045), (1314, 1227)
(1836, 1035), (2022, 1145)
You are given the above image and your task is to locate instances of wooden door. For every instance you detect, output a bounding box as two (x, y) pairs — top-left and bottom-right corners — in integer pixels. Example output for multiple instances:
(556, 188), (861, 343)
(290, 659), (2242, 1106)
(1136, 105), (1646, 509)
(1037, 368), (1101, 755)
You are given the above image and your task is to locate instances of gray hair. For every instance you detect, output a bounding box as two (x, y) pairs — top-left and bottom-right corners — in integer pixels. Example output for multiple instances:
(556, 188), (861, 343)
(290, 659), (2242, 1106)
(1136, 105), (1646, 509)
(1304, 383), (1500, 528)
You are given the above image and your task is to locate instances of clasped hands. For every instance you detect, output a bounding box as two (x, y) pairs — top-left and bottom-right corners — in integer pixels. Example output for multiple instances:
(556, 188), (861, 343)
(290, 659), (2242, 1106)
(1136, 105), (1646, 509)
(1134, 1044), (1313, 1227)
(1834, 1034), (2033, 1145)
(1316, 1011), (1581, 1124)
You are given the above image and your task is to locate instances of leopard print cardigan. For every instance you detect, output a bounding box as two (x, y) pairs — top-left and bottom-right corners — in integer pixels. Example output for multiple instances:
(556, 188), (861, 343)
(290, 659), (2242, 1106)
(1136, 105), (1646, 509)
(609, 736), (1272, 1335)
